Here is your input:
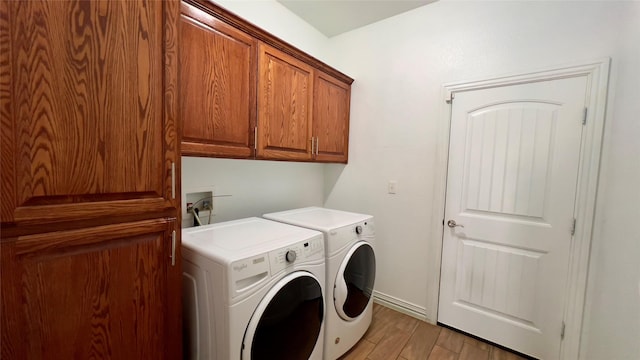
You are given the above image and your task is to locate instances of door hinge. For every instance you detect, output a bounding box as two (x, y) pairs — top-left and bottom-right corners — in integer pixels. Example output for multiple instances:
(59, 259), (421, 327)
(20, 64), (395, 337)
(171, 162), (176, 199)
(254, 127), (258, 150)
(570, 218), (577, 236)
(171, 230), (176, 266)
(445, 91), (455, 104)
(582, 107), (588, 125)
(561, 321), (566, 340)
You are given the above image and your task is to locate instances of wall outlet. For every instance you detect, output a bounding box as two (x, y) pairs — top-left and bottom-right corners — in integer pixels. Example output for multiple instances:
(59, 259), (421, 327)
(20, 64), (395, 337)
(185, 190), (214, 215)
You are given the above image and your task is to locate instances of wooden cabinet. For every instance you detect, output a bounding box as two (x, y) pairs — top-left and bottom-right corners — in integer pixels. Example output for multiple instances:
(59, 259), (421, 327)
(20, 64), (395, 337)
(180, 2), (257, 158)
(313, 71), (351, 163)
(0, 0), (179, 227)
(1, 219), (181, 360)
(257, 42), (314, 161)
(0, 0), (181, 358)
(179, 0), (353, 163)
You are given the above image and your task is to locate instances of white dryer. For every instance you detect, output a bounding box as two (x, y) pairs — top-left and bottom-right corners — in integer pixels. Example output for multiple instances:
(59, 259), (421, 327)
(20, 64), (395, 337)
(264, 207), (376, 360)
(182, 217), (326, 360)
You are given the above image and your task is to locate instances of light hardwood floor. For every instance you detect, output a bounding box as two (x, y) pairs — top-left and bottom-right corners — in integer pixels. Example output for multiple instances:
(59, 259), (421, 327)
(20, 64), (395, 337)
(339, 303), (528, 360)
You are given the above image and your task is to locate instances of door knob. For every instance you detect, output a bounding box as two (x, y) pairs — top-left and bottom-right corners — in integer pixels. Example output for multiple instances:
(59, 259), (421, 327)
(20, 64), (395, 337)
(447, 220), (464, 228)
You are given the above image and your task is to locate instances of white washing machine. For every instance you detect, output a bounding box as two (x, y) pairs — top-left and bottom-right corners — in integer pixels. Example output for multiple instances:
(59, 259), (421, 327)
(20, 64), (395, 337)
(264, 207), (376, 360)
(181, 217), (326, 360)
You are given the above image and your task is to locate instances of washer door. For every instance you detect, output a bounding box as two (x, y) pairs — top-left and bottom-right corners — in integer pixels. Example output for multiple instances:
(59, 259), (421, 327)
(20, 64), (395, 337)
(334, 241), (376, 320)
(242, 271), (324, 360)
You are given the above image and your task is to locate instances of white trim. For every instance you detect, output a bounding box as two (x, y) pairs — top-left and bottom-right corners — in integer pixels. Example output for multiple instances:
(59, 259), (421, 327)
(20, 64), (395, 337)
(429, 58), (610, 360)
(373, 290), (429, 322)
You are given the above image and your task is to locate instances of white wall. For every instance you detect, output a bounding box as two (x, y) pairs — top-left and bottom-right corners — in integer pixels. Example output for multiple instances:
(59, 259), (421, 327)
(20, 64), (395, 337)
(581, 3), (640, 359)
(214, 0), (329, 61)
(181, 0), (330, 227)
(323, 1), (639, 359)
(183, 1), (639, 358)
(182, 157), (325, 226)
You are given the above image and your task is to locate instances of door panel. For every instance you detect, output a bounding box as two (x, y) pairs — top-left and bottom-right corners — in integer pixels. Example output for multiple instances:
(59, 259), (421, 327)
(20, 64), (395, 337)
(335, 242), (376, 320)
(438, 76), (588, 359)
(313, 71), (350, 163)
(180, 2), (256, 158)
(243, 272), (323, 360)
(1, 218), (179, 359)
(1, 0), (177, 225)
(257, 42), (313, 161)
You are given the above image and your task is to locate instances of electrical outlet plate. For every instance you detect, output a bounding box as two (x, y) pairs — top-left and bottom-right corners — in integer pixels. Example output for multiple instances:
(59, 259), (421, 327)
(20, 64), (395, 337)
(185, 190), (214, 214)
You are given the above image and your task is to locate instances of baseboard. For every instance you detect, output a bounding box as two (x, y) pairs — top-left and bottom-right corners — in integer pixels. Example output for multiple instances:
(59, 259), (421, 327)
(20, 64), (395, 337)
(373, 290), (432, 323)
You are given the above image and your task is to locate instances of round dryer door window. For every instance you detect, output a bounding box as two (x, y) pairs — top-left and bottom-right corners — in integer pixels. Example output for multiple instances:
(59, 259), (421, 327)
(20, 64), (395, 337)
(334, 241), (376, 320)
(242, 272), (324, 360)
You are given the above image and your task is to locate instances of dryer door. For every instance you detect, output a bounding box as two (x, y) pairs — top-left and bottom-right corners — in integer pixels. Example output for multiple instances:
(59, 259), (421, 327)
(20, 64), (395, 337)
(242, 271), (324, 360)
(334, 241), (376, 320)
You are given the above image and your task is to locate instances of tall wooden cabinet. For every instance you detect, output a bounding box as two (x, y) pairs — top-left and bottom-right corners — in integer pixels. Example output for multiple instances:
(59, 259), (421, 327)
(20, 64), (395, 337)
(0, 0), (181, 358)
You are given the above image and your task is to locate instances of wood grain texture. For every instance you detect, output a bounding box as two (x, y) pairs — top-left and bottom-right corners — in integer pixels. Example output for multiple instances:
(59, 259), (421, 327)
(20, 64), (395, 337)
(340, 303), (528, 360)
(313, 70), (351, 163)
(164, 0), (180, 212)
(1, 218), (176, 359)
(180, 2), (256, 158)
(0, 0), (14, 223)
(1, 0), (176, 226)
(400, 321), (442, 360)
(459, 342), (491, 360)
(257, 41), (313, 161)
(183, 0), (353, 85)
(162, 2), (182, 359)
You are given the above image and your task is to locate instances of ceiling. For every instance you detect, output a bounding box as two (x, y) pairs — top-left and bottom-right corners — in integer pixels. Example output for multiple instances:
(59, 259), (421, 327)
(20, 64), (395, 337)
(277, 0), (437, 37)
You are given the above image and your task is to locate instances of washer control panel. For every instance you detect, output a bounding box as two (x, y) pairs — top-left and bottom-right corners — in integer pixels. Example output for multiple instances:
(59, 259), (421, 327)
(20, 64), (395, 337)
(269, 235), (324, 274)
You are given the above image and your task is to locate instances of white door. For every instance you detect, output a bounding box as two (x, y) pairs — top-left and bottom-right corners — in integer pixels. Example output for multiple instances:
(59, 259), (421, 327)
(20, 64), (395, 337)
(438, 76), (588, 359)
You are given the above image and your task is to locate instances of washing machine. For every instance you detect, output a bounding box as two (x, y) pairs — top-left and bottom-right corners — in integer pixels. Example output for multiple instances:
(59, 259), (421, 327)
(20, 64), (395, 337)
(181, 217), (326, 360)
(263, 207), (376, 360)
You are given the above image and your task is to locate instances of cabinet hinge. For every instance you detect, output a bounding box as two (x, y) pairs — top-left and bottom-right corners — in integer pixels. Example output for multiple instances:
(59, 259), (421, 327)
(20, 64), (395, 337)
(582, 107), (588, 125)
(171, 162), (176, 199)
(445, 91), (455, 104)
(171, 230), (176, 266)
(570, 218), (576, 236)
(561, 321), (566, 340)
(254, 127), (258, 150)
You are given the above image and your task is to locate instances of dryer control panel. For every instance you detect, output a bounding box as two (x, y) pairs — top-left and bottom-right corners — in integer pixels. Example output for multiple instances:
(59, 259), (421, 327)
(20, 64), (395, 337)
(326, 219), (375, 256)
(269, 235), (324, 274)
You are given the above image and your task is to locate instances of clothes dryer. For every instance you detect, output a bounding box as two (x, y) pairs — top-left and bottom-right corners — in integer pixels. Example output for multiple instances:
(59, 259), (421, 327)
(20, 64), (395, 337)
(182, 217), (326, 360)
(264, 207), (376, 359)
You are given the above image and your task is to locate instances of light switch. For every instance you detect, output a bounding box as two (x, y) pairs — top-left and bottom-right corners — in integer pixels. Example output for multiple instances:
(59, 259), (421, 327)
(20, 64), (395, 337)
(388, 180), (397, 194)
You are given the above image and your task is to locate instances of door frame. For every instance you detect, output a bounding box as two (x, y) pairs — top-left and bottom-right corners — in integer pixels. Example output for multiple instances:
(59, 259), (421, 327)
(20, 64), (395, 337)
(427, 59), (610, 359)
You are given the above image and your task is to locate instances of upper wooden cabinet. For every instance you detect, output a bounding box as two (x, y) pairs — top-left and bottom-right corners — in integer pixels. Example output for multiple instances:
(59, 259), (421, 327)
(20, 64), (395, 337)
(179, 0), (353, 163)
(313, 71), (351, 163)
(257, 42), (314, 161)
(180, 2), (257, 158)
(0, 0), (179, 226)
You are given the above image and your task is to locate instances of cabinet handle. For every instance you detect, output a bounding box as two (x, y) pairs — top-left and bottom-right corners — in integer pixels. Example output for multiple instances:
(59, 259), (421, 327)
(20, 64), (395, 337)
(315, 137), (320, 155)
(171, 162), (175, 199)
(310, 137), (315, 155)
(171, 230), (176, 266)
(254, 127), (258, 150)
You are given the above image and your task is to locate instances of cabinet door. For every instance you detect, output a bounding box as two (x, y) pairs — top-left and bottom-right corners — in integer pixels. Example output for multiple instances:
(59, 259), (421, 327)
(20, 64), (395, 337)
(257, 42), (314, 161)
(0, 0), (179, 226)
(180, 2), (257, 158)
(313, 71), (351, 163)
(1, 218), (181, 359)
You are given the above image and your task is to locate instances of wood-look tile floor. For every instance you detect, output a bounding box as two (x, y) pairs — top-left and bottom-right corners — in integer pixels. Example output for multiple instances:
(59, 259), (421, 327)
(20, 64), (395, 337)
(339, 303), (528, 360)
